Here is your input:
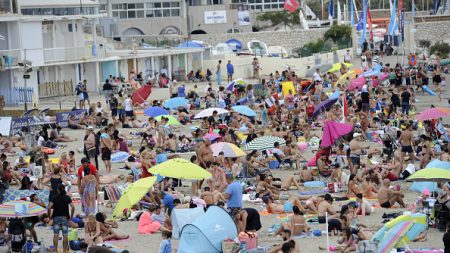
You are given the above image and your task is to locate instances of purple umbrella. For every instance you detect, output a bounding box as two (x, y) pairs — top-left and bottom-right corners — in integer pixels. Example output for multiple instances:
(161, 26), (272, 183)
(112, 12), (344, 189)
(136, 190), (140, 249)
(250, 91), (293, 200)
(312, 98), (338, 117)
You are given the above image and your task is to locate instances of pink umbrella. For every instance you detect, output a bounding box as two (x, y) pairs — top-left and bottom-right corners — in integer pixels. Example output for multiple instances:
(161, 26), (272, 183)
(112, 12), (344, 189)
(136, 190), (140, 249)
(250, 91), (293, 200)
(348, 76), (366, 91)
(307, 156), (317, 166)
(204, 133), (221, 141)
(320, 121), (354, 147)
(417, 107), (450, 121)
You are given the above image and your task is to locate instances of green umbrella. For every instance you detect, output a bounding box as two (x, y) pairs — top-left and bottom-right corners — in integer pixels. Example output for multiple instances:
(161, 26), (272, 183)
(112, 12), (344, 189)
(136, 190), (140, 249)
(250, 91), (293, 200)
(155, 115), (181, 126)
(406, 168), (450, 182)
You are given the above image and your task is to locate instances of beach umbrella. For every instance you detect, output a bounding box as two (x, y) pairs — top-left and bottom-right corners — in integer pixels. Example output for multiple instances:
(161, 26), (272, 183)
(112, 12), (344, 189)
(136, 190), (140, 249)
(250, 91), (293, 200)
(112, 177), (157, 218)
(379, 72), (389, 81)
(0, 200), (46, 218)
(407, 168), (450, 182)
(148, 158), (212, 180)
(163, 97), (189, 109)
(194, 108), (229, 119)
(143, 106), (169, 117)
(320, 121), (353, 147)
(305, 63), (332, 77)
(312, 98), (339, 117)
(244, 136), (286, 151)
(154, 115), (181, 125)
(348, 76), (366, 91)
(371, 213), (427, 252)
(226, 78), (248, 91)
(204, 133), (221, 141)
(416, 107), (450, 121)
(327, 62), (353, 73)
(376, 221), (414, 253)
(363, 64), (382, 77)
(210, 142), (246, 157)
(410, 160), (450, 192)
(231, 105), (257, 117)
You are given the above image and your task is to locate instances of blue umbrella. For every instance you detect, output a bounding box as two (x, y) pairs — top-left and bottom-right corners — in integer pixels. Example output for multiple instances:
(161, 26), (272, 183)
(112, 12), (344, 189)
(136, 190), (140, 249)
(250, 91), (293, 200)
(177, 41), (203, 48)
(163, 97), (189, 109)
(232, 105), (256, 117)
(329, 90), (340, 100)
(312, 98), (339, 117)
(144, 106), (169, 117)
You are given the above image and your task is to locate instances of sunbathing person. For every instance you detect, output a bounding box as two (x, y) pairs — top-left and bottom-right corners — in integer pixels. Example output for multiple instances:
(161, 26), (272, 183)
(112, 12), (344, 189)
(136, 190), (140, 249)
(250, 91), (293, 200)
(200, 186), (225, 206)
(361, 176), (378, 199)
(299, 165), (313, 182)
(378, 179), (406, 208)
(49, 125), (75, 142)
(0, 136), (15, 155)
(96, 212), (129, 240)
(347, 174), (360, 198)
(381, 156), (402, 181)
(256, 174), (280, 199)
(275, 206), (310, 237)
(304, 196), (323, 213)
(318, 194), (339, 223)
(138, 205), (170, 234)
(262, 195), (307, 214)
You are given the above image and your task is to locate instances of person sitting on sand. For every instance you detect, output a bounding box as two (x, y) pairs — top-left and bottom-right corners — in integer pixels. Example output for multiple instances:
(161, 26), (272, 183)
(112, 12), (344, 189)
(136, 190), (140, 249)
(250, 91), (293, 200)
(256, 174), (280, 200)
(318, 194), (339, 223)
(378, 179), (406, 208)
(275, 206), (310, 237)
(299, 165), (313, 182)
(50, 125), (75, 142)
(84, 214), (103, 246)
(347, 174), (360, 198)
(262, 195), (307, 214)
(381, 156), (402, 181)
(232, 208), (262, 233)
(361, 175), (378, 199)
(355, 194), (372, 216)
(200, 187), (225, 207)
(336, 228), (357, 252)
(304, 196), (323, 213)
(138, 205), (171, 234)
(95, 212), (129, 240)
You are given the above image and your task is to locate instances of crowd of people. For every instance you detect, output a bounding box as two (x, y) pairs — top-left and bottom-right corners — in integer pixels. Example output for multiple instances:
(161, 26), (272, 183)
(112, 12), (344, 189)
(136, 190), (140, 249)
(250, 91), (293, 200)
(0, 44), (449, 252)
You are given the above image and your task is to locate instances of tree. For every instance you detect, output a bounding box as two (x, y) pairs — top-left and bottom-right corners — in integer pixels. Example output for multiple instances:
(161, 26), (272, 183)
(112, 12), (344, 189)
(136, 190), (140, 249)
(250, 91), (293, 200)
(256, 11), (300, 28)
(418, 40), (431, 48)
(324, 25), (352, 43)
(429, 41), (450, 58)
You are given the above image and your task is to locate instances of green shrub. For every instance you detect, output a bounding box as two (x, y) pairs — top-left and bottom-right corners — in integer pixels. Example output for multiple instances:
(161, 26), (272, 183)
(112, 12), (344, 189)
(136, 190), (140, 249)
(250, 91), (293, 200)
(324, 25), (352, 43)
(429, 41), (450, 58)
(418, 40), (431, 48)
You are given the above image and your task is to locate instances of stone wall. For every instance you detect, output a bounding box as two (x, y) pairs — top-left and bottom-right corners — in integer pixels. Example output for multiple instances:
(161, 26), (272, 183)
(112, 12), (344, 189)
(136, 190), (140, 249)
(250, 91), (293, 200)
(414, 21), (450, 44)
(191, 28), (328, 54)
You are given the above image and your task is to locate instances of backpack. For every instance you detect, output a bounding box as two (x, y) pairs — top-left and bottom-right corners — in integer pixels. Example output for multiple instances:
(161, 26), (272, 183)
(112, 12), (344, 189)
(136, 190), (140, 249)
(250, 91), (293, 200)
(75, 85), (81, 95)
(9, 218), (26, 251)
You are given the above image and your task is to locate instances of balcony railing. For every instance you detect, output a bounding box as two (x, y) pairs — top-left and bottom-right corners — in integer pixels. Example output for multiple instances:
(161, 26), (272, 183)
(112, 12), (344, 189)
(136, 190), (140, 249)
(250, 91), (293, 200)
(43, 46), (106, 63)
(0, 49), (21, 68)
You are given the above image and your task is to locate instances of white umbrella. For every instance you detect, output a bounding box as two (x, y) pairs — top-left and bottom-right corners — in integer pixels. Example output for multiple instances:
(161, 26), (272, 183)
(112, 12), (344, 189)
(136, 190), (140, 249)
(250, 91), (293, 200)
(194, 108), (229, 119)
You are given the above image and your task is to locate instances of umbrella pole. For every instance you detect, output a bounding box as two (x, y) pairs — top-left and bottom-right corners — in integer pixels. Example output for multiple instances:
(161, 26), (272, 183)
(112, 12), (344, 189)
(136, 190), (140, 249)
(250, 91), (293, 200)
(326, 212), (330, 252)
(402, 239), (411, 252)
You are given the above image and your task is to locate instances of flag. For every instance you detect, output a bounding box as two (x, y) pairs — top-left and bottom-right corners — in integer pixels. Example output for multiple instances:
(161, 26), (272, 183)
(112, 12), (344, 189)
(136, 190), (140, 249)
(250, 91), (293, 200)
(356, 14), (364, 31)
(398, 0), (403, 15)
(328, 0), (334, 25)
(412, 0), (416, 17)
(367, 7), (373, 41)
(400, 10), (405, 41)
(434, 0), (440, 14)
(360, 0), (368, 46)
(388, 0), (397, 35)
(337, 0), (342, 25)
(350, 0), (355, 26)
(343, 96), (348, 117)
(284, 0), (299, 13)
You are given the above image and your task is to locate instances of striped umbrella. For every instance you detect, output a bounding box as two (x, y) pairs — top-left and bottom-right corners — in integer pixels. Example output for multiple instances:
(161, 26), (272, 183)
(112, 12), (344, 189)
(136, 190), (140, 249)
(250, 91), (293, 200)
(244, 136), (286, 151)
(0, 200), (47, 218)
(376, 221), (413, 253)
(211, 142), (246, 157)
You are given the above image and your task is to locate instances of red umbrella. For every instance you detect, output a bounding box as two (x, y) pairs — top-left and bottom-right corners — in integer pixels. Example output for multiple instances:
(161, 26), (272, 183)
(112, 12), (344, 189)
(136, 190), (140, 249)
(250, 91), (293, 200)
(320, 121), (353, 147)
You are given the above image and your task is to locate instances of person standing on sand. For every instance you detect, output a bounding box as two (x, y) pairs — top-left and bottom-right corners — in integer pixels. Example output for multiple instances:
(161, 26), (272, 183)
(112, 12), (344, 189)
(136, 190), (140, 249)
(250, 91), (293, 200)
(48, 184), (75, 253)
(399, 123), (416, 165)
(100, 127), (112, 173)
(216, 60), (222, 86)
(226, 60), (234, 83)
(252, 57), (260, 79)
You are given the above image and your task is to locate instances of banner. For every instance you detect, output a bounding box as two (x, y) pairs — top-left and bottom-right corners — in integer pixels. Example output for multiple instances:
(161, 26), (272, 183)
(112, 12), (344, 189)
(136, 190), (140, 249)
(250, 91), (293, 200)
(284, 0), (299, 13)
(204, 11), (227, 24)
(56, 109), (86, 128)
(350, 0), (354, 26)
(388, 0), (397, 35)
(11, 117), (40, 133)
(238, 10), (250, 26)
(400, 10), (405, 41)
(0, 117), (12, 136)
(360, 0), (367, 46)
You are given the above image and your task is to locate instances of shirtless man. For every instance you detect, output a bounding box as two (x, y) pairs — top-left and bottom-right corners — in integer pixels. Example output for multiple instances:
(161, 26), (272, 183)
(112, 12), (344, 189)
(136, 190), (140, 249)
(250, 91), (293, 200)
(317, 194), (339, 223)
(200, 186), (225, 206)
(317, 153), (332, 177)
(349, 133), (369, 174)
(196, 139), (214, 168)
(378, 179), (406, 208)
(164, 133), (177, 153)
(84, 127), (96, 165)
(399, 124), (416, 164)
(381, 156), (402, 181)
(100, 127), (112, 173)
(361, 175), (378, 199)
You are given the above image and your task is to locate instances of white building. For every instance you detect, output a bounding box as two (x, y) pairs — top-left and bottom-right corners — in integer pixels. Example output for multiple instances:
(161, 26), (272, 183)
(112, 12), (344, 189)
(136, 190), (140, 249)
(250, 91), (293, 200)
(0, 12), (204, 106)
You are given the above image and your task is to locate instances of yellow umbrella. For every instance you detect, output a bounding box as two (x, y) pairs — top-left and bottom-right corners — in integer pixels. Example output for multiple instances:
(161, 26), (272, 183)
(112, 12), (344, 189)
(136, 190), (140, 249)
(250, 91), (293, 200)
(328, 62), (353, 73)
(210, 142), (246, 157)
(155, 115), (181, 126)
(148, 158), (212, 180)
(112, 176), (157, 219)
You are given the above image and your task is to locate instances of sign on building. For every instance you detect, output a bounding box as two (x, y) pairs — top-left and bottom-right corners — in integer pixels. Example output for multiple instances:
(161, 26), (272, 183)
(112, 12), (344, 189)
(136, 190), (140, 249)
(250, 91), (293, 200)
(204, 10), (227, 24)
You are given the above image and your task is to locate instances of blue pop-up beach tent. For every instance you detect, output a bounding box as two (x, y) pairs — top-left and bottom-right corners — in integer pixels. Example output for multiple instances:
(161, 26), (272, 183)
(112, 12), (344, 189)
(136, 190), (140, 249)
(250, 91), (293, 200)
(171, 207), (205, 240)
(178, 206), (237, 253)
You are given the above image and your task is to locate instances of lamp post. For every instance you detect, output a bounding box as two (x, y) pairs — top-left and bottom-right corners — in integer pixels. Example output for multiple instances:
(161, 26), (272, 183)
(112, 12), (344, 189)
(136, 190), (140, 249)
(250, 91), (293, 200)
(19, 49), (32, 111)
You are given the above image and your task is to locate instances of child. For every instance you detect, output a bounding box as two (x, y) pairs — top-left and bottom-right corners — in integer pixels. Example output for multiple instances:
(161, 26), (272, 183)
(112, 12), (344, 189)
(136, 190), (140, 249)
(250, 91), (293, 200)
(159, 231), (172, 253)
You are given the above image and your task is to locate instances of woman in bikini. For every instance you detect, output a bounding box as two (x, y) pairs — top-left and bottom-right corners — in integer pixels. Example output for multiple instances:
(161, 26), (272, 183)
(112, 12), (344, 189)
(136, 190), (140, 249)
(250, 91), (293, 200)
(347, 174), (360, 198)
(85, 214), (103, 246)
(262, 195), (307, 214)
(361, 175), (378, 199)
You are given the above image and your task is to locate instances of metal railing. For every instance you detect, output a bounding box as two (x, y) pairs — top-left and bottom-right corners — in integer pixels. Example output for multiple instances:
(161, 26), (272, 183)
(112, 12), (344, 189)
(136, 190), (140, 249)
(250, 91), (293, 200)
(0, 49), (21, 68)
(43, 46), (105, 63)
(0, 87), (33, 106)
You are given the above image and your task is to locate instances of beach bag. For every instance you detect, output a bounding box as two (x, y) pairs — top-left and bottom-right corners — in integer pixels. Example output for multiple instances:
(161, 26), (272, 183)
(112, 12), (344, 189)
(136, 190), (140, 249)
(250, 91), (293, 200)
(222, 240), (240, 253)
(238, 232), (257, 250)
(68, 228), (79, 241)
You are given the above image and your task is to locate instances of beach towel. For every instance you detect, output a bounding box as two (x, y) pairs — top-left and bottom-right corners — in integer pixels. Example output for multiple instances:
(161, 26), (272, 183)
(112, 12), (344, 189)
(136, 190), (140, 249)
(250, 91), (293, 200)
(4, 189), (50, 205)
(138, 211), (161, 234)
(298, 189), (328, 195)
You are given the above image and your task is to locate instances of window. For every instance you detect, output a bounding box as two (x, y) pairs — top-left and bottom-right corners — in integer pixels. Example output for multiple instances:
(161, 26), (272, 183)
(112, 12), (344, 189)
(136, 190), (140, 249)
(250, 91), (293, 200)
(119, 11), (127, 18)
(207, 0), (223, 4)
(171, 2), (180, 7)
(128, 10), (136, 18)
(146, 10), (154, 17)
(137, 10), (144, 17)
(154, 9), (162, 17)
(188, 0), (201, 5)
(171, 9), (179, 16)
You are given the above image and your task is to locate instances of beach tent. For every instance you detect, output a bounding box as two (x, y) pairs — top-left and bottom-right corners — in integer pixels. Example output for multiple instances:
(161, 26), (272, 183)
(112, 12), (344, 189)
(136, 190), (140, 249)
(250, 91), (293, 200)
(225, 39), (242, 52)
(268, 46), (288, 57)
(212, 43), (233, 55)
(178, 206), (237, 253)
(247, 39), (268, 56)
(177, 41), (203, 48)
(171, 207), (205, 239)
(410, 160), (450, 193)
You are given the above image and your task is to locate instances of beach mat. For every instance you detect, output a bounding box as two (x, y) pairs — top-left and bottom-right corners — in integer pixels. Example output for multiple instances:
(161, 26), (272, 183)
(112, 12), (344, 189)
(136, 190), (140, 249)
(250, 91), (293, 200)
(298, 189), (328, 195)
